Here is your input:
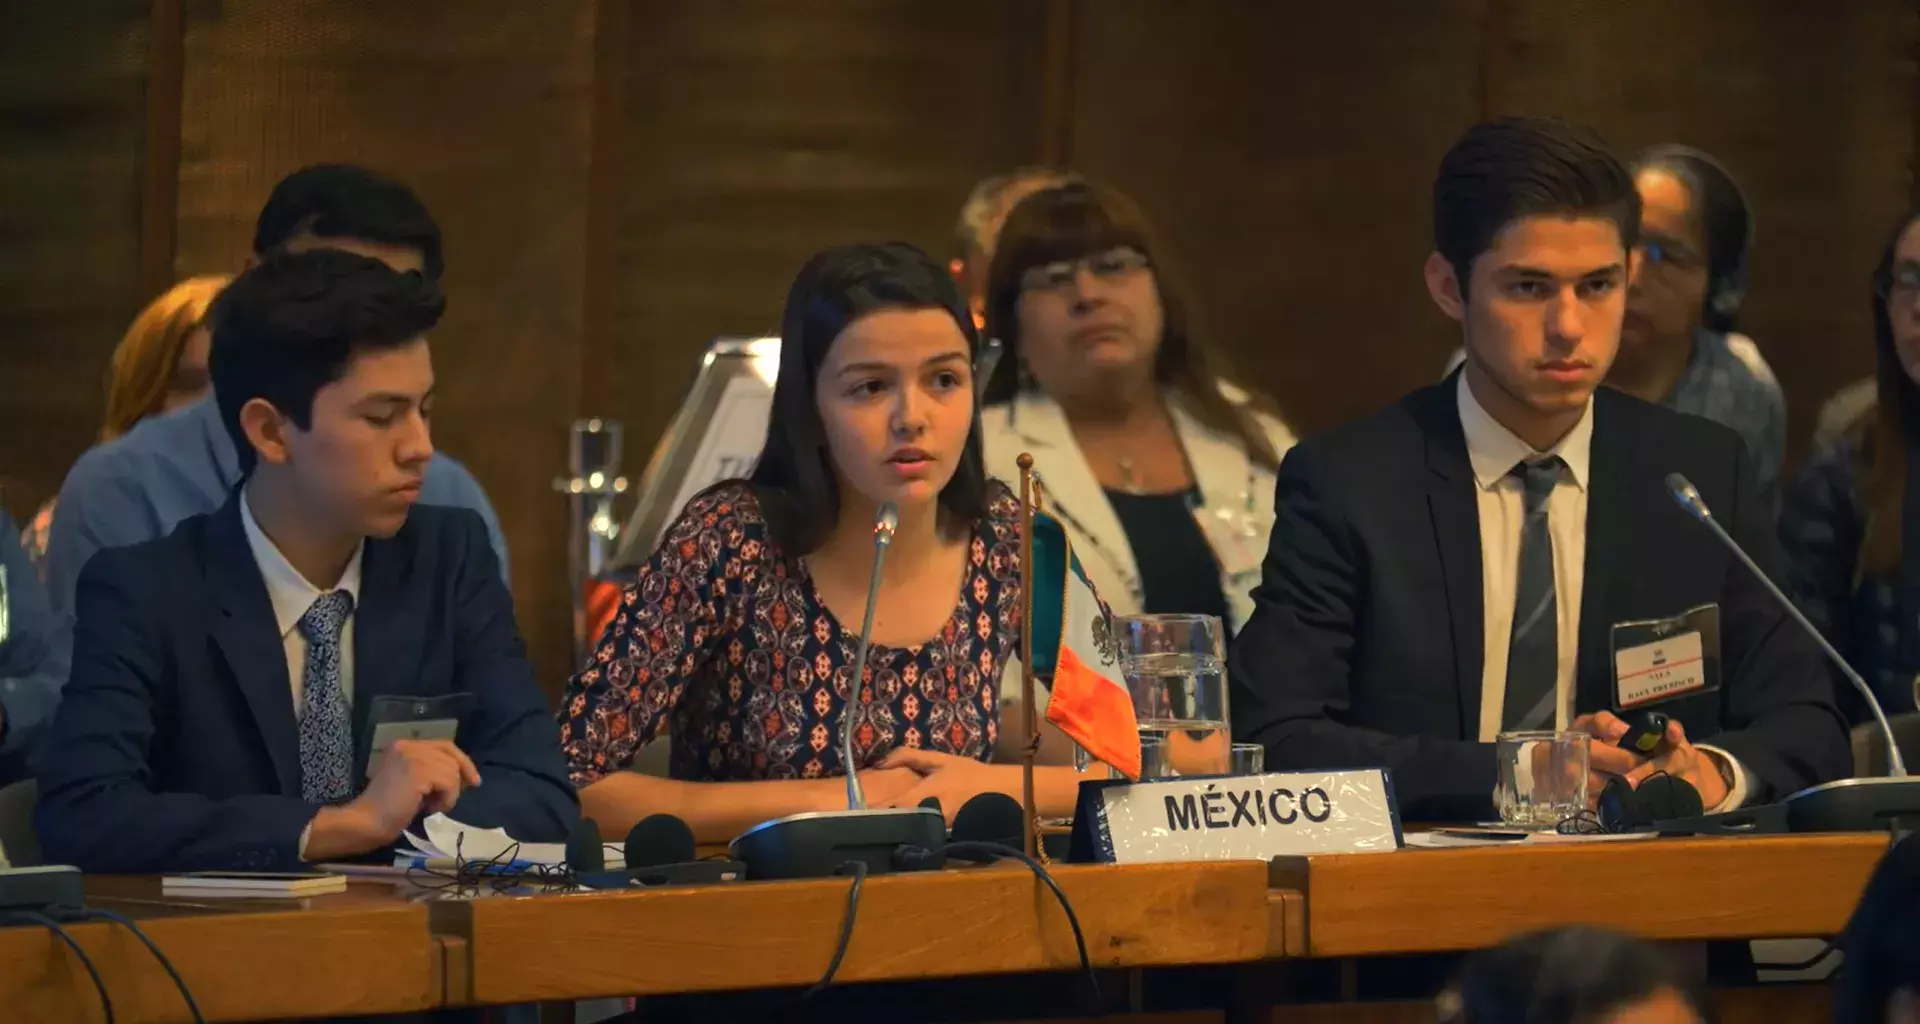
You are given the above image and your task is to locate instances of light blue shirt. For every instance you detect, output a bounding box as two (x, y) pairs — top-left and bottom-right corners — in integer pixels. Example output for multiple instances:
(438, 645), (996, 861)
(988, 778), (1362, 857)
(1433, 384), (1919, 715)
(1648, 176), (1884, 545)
(11, 397), (505, 776)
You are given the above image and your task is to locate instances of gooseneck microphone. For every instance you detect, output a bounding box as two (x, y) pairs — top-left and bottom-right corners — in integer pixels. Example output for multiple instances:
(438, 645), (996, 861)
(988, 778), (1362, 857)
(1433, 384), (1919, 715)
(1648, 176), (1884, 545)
(844, 502), (899, 810)
(1665, 473), (1907, 776)
(727, 500), (944, 879)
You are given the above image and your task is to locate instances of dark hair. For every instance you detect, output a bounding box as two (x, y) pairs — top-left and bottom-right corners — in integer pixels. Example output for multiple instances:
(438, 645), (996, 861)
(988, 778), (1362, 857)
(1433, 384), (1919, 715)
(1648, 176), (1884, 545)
(746, 242), (988, 555)
(1442, 926), (1711, 1024)
(1434, 117), (1640, 287)
(253, 164), (444, 280)
(1633, 145), (1756, 333)
(1854, 211), (1920, 579)
(1835, 835), (1920, 1021)
(210, 249), (446, 475)
(979, 179), (1280, 470)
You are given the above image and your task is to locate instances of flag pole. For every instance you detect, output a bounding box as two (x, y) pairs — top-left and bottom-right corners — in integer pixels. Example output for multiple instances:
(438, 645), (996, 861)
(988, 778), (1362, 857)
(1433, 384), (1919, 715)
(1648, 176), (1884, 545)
(1017, 453), (1040, 861)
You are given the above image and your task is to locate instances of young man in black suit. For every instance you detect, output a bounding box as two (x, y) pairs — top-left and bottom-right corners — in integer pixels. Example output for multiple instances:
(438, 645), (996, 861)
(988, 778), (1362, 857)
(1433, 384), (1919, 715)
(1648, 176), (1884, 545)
(1230, 118), (1848, 822)
(37, 249), (577, 872)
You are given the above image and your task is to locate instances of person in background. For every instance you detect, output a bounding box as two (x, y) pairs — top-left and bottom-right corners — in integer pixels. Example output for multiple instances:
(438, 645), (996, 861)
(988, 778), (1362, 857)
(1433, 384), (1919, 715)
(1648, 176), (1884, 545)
(1781, 210), (1920, 721)
(10, 165), (508, 777)
(1834, 834), (1920, 1023)
(979, 179), (1294, 634)
(561, 242), (1101, 844)
(950, 167), (1075, 330)
(976, 179), (1294, 759)
(1231, 117), (1847, 824)
(0, 506), (54, 786)
(1443, 145), (1784, 500)
(20, 275), (231, 571)
(1439, 926), (1711, 1024)
(35, 250), (574, 873)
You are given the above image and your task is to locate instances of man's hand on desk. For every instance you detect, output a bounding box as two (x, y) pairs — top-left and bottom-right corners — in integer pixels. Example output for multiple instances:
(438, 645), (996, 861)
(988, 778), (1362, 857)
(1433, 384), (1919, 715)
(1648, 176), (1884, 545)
(1574, 711), (1729, 810)
(304, 738), (482, 861)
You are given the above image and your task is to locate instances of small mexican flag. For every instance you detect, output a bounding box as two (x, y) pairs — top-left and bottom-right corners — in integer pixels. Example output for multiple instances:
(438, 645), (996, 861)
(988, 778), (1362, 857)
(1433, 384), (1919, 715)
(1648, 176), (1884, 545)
(1027, 509), (1141, 780)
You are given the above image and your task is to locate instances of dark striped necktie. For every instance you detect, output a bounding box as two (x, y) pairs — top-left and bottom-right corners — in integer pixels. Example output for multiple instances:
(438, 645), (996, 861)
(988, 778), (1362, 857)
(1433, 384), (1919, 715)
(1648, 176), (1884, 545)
(1503, 456), (1564, 732)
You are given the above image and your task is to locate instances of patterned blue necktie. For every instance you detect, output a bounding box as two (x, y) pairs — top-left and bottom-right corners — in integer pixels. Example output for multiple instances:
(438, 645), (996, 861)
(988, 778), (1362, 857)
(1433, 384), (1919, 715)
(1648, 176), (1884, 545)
(297, 590), (356, 805)
(1503, 457), (1564, 731)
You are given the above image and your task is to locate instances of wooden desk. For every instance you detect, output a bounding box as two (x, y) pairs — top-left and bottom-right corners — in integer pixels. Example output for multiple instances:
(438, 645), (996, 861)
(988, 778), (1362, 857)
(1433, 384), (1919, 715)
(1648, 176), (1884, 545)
(430, 860), (1275, 1004)
(0, 877), (439, 1022)
(1271, 834), (1889, 958)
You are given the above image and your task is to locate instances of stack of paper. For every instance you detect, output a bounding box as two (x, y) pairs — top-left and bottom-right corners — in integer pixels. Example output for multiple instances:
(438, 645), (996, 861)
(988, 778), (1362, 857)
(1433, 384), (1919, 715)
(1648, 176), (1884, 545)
(395, 814), (571, 869)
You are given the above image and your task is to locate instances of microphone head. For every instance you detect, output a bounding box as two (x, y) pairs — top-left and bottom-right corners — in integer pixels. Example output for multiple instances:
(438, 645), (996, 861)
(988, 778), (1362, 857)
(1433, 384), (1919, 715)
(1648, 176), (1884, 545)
(950, 791), (1024, 847)
(918, 796), (943, 815)
(1665, 472), (1711, 521)
(624, 814), (697, 869)
(1638, 774), (1704, 822)
(565, 817), (604, 872)
(874, 502), (899, 546)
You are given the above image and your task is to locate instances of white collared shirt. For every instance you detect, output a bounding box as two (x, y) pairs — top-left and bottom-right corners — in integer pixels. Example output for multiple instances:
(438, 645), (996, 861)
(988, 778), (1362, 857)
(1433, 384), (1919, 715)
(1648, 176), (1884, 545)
(239, 494), (364, 718)
(1458, 372), (1593, 742)
(1456, 374), (1748, 809)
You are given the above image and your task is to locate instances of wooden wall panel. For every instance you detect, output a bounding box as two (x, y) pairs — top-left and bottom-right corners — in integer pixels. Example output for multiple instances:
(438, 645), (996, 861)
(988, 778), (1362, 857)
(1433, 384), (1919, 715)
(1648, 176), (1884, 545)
(1488, 0), (1917, 469)
(1068, 2), (1489, 436)
(0, 2), (150, 518)
(176, 0), (598, 687)
(602, 0), (1049, 464)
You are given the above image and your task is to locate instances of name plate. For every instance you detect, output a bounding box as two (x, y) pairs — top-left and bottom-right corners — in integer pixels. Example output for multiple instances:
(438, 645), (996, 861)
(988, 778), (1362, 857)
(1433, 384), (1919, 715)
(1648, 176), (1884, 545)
(1069, 769), (1402, 863)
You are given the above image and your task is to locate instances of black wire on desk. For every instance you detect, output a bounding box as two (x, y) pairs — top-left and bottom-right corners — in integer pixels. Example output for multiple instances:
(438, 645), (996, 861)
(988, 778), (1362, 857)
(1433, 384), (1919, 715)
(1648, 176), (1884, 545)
(803, 860), (869, 999)
(943, 841), (1101, 1006)
(77, 908), (207, 1023)
(2, 909), (116, 1023)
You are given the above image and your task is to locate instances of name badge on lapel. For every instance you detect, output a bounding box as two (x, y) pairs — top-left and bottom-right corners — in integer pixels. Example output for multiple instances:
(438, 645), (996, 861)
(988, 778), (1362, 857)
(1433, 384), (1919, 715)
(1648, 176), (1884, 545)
(1610, 603), (1720, 709)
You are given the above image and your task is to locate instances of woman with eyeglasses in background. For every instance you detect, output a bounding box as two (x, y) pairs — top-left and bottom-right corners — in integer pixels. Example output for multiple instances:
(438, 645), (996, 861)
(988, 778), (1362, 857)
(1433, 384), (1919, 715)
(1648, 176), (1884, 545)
(1781, 210), (1920, 723)
(19, 276), (230, 572)
(975, 179), (1295, 757)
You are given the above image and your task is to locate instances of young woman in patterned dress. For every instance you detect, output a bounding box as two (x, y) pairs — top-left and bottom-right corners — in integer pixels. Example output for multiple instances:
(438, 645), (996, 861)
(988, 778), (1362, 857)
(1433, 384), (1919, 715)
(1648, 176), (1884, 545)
(560, 242), (1097, 842)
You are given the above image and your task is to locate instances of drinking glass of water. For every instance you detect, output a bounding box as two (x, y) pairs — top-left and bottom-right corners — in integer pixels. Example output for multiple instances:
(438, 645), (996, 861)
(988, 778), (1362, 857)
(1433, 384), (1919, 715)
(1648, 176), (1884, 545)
(1119, 613), (1229, 778)
(1494, 730), (1589, 829)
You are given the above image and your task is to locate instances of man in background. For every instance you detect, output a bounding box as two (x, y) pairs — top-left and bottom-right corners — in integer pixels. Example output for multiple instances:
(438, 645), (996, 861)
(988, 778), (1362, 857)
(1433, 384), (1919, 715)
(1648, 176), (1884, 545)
(951, 167), (1074, 330)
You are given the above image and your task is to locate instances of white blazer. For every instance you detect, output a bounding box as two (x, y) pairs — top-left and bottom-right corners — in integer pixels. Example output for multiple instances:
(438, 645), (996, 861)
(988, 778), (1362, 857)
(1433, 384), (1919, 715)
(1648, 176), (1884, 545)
(979, 383), (1296, 637)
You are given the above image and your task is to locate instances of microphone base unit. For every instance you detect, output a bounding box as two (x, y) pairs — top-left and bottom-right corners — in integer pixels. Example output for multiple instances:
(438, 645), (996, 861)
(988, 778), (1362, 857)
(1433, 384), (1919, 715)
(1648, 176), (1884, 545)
(729, 807), (946, 881)
(1643, 776), (1920, 836)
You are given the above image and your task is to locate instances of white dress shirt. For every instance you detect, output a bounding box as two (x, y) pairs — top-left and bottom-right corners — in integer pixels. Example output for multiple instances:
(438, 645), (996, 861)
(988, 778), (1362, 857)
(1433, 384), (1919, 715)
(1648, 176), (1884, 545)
(1456, 374), (1748, 809)
(240, 495), (363, 718)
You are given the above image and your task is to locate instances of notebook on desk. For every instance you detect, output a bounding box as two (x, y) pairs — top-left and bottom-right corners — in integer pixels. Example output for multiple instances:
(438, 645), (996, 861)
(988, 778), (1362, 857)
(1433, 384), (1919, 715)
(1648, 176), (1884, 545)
(160, 871), (348, 898)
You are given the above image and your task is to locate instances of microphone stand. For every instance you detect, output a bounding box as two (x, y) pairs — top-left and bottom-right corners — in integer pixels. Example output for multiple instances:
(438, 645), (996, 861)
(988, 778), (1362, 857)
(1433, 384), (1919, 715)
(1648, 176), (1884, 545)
(1654, 473), (1920, 834)
(843, 503), (898, 809)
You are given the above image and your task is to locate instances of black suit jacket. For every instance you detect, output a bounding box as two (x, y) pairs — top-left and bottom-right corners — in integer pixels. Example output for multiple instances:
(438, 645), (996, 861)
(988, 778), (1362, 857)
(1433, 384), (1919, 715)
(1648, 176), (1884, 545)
(1229, 380), (1849, 821)
(36, 497), (578, 873)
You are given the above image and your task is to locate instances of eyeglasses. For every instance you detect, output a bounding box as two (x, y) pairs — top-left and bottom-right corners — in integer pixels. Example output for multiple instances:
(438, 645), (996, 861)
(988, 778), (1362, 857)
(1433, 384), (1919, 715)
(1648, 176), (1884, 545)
(1638, 239), (1701, 273)
(1019, 246), (1151, 294)
(1880, 261), (1920, 304)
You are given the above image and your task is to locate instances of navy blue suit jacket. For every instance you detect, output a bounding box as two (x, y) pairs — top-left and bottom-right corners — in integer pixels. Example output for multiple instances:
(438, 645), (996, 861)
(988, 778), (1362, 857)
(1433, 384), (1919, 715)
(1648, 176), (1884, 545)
(35, 497), (577, 873)
(1229, 380), (1850, 821)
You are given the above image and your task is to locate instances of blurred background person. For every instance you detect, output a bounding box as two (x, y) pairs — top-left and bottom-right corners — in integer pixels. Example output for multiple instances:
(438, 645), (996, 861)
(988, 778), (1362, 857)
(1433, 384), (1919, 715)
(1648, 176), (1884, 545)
(950, 167), (1075, 331)
(1781, 209), (1920, 721)
(1444, 145), (1783, 499)
(977, 178), (1292, 764)
(1438, 926), (1711, 1024)
(1834, 834), (1920, 1024)
(1611, 146), (1782, 500)
(19, 275), (230, 573)
(0, 504), (54, 787)
(978, 179), (1293, 637)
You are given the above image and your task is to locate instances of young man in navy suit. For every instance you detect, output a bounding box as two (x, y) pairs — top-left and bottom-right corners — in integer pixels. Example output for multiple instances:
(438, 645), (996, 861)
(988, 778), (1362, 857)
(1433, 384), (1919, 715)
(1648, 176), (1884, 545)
(1230, 118), (1848, 823)
(36, 249), (576, 872)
